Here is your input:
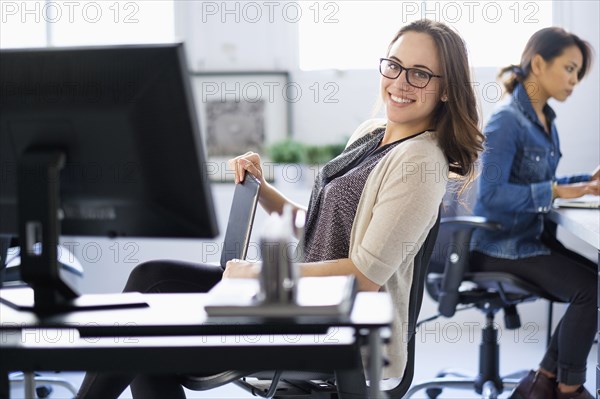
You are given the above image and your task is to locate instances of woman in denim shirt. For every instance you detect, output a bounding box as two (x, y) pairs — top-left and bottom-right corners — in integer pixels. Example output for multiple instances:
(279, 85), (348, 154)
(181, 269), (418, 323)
(472, 27), (599, 399)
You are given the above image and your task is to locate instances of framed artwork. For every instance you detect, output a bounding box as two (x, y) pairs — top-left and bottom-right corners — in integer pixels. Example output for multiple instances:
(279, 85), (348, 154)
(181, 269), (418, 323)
(190, 72), (291, 159)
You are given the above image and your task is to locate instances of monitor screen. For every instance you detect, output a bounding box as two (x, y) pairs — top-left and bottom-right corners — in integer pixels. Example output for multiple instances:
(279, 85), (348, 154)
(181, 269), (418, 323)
(0, 43), (219, 311)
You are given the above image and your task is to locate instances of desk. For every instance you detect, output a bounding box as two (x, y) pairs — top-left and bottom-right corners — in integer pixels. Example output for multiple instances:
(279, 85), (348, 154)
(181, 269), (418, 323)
(0, 290), (392, 399)
(547, 207), (599, 397)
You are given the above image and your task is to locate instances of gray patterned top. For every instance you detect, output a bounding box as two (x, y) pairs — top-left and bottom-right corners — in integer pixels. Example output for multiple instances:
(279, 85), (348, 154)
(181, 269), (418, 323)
(303, 128), (426, 262)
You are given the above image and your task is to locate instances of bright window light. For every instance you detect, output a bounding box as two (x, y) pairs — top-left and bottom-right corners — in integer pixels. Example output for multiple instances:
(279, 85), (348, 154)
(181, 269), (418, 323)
(1, 1), (175, 48)
(299, 1), (553, 70)
(1, 1), (47, 48)
(50, 1), (175, 46)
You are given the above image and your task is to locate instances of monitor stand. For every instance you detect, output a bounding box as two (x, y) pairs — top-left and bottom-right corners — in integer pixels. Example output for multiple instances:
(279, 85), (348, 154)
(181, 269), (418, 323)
(0, 237), (10, 288)
(4, 148), (147, 314)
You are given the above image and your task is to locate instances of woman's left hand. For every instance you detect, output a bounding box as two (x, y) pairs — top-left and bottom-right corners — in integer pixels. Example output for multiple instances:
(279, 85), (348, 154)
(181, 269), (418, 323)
(555, 180), (600, 199)
(223, 259), (261, 279)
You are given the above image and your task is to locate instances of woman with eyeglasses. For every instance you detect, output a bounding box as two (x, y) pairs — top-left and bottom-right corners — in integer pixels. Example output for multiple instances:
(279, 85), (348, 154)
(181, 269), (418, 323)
(471, 27), (598, 399)
(76, 19), (483, 399)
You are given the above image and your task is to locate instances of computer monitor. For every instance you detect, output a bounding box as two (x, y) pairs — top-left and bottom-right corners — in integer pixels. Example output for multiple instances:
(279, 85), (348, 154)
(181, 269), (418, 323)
(0, 43), (219, 313)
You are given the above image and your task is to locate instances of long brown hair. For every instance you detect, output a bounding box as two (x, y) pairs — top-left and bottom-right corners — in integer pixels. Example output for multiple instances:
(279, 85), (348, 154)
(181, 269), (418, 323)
(499, 27), (593, 93)
(388, 20), (483, 181)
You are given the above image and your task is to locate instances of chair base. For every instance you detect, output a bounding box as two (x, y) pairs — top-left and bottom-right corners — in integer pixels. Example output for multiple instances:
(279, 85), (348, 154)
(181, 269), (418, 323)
(407, 313), (529, 399)
(406, 375), (524, 399)
(236, 378), (338, 398)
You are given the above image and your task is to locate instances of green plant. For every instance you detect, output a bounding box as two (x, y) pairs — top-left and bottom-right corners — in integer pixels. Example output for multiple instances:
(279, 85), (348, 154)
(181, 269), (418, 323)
(268, 139), (305, 164)
(304, 144), (330, 165)
(305, 143), (346, 164)
(268, 139), (347, 165)
(325, 142), (346, 159)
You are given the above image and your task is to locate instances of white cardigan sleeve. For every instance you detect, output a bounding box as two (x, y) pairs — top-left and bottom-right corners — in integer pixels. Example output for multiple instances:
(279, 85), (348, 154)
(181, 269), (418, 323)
(349, 133), (448, 285)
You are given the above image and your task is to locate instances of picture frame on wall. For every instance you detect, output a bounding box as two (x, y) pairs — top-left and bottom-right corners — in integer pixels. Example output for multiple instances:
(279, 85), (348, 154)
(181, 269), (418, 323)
(190, 71), (291, 162)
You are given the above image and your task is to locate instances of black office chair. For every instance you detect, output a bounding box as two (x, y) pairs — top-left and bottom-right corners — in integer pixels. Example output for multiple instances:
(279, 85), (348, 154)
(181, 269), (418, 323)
(405, 215), (563, 399)
(1, 237), (83, 399)
(180, 211), (442, 398)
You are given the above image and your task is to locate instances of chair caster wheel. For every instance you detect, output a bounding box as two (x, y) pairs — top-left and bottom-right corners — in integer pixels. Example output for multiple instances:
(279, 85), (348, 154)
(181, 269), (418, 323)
(36, 385), (53, 398)
(426, 387), (442, 399)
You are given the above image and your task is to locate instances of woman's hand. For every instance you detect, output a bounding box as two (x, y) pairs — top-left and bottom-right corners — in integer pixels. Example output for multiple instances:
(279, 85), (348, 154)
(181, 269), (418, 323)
(555, 180), (600, 199)
(228, 152), (266, 184)
(227, 151), (306, 218)
(223, 259), (261, 279)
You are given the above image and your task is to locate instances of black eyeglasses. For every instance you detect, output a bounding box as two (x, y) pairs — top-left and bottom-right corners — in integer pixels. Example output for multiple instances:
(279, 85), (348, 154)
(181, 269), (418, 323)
(379, 58), (442, 89)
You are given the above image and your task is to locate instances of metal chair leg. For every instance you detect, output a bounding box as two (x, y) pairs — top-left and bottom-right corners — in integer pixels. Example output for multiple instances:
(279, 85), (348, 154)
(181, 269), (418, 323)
(24, 373), (35, 399)
(547, 300), (554, 348)
(405, 377), (478, 398)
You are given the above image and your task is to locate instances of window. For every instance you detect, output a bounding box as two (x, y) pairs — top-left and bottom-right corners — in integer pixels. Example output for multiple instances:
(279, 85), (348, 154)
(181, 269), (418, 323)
(299, 1), (553, 70)
(0, 1), (47, 48)
(1, 1), (175, 49)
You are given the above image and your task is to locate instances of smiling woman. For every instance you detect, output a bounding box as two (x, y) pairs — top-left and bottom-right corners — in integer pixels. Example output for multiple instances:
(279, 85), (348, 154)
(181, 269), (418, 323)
(74, 19), (484, 399)
(379, 31), (445, 144)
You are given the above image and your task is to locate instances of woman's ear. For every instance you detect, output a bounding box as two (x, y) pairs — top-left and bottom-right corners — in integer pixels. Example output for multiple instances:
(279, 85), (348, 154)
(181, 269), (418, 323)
(530, 54), (546, 76)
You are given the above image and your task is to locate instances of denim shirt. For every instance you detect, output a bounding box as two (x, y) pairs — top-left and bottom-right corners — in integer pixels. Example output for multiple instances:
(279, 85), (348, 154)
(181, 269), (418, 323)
(472, 83), (591, 259)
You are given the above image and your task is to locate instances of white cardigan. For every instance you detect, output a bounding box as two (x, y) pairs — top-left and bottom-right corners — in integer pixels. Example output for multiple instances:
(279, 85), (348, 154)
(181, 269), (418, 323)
(347, 120), (449, 378)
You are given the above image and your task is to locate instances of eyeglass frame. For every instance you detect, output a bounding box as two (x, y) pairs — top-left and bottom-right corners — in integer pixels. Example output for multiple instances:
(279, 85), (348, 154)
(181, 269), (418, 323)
(379, 58), (443, 89)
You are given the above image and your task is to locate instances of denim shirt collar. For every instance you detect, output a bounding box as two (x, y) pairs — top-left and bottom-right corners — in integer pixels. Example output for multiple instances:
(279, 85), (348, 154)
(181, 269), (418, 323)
(512, 82), (557, 132)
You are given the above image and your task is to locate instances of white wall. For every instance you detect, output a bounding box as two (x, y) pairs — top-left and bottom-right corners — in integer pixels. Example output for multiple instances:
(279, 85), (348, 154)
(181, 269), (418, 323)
(552, 0), (600, 177)
(549, 0), (600, 262)
(174, 1), (298, 72)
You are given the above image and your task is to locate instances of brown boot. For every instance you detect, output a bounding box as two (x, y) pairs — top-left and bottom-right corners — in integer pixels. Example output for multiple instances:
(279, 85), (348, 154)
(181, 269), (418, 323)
(555, 385), (594, 399)
(509, 370), (557, 399)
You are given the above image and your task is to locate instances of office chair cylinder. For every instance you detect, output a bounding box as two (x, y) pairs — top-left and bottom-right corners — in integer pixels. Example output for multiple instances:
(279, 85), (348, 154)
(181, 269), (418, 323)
(475, 314), (503, 395)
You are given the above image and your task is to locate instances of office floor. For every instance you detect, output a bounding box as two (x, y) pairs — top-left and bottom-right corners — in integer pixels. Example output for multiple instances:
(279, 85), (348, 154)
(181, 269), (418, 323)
(9, 182), (598, 398)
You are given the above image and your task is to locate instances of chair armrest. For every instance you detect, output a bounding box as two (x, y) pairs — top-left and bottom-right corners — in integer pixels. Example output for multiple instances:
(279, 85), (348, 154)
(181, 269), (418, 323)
(440, 216), (502, 231)
(437, 216), (501, 317)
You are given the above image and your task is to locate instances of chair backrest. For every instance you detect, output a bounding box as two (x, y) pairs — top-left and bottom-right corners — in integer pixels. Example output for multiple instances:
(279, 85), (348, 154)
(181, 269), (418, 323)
(426, 212), (562, 322)
(426, 186), (506, 316)
(385, 209), (441, 397)
(219, 174), (261, 268)
(406, 210), (442, 339)
(427, 187), (473, 277)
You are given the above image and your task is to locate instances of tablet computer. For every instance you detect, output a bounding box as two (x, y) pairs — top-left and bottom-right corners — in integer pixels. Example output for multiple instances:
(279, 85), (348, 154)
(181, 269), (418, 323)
(220, 173), (261, 268)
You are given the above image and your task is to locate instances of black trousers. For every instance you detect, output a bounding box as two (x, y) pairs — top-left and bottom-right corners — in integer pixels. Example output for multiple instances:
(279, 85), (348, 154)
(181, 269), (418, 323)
(471, 234), (597, 386)
(76, 261), (367, 399)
